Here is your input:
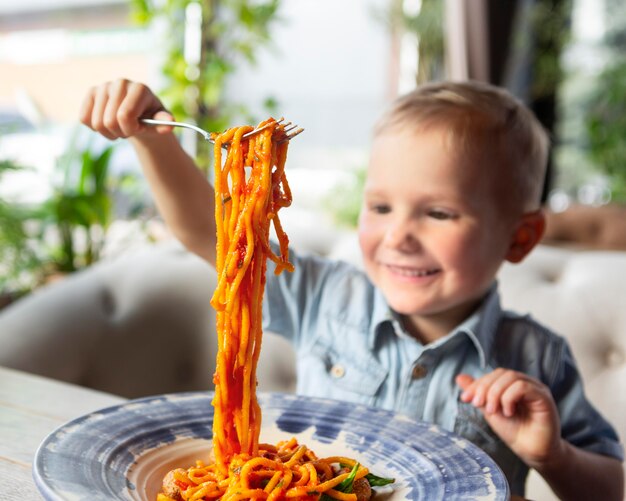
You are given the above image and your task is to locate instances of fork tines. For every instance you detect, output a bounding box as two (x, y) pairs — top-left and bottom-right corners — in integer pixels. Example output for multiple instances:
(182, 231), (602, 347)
(212, 118), (303, 147)
(241, 118), (303, 144)
(278, 121), (304, 142)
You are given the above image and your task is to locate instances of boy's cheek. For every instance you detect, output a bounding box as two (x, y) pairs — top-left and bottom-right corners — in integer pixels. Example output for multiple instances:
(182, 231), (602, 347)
(357, 214), (382, 239)
(356, 211), (369, 231)
(356, 230), (371, 259)
(356, 219), (373, 246)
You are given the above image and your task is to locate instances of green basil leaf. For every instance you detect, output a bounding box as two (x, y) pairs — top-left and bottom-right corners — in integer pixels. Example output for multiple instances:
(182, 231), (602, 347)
(336, 462), (360, 493)
(366, 473), (395, 487)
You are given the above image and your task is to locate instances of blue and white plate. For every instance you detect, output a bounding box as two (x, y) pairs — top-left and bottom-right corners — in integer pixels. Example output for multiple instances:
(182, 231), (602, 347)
(33, 392), (509, 500)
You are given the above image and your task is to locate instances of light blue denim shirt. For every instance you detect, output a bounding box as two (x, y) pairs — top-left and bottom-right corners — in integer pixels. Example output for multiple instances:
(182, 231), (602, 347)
(263, 247), (624, 495)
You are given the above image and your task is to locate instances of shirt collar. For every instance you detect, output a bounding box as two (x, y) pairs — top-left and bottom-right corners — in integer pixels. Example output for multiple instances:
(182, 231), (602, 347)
(368, 287), (395, 349)
(368, 282), (503, 366)
(454, 283), (502, 368)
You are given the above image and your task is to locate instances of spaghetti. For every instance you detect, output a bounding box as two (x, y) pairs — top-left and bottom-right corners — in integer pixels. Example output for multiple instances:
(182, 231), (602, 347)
(158, 119), (392, 501)
(210, 118), (294, 471)
(160, 438), (373, 501)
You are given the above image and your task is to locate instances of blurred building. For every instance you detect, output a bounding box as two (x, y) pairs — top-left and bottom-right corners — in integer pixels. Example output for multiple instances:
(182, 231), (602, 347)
(0, 0), (154, 124)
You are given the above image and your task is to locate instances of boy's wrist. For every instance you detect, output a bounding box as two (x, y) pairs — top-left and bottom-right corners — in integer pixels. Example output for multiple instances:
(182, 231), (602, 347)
(130, 131), (170, 145)
(129, 131), (180, 152)
(527, 438), (569, 474)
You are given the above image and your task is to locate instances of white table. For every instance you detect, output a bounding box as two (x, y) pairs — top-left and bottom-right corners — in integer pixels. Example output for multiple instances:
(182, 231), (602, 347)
(0, 366), (124, 500)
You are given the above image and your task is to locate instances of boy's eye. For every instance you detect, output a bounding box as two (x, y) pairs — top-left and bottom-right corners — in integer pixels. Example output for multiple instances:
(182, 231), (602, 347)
(427, 209), (455, 220)
(370, 203), (391, 214)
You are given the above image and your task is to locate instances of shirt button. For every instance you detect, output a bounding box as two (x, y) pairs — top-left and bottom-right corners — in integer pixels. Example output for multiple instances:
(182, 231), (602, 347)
(411, 364), (427, 380)
(330, 364), (345, 378)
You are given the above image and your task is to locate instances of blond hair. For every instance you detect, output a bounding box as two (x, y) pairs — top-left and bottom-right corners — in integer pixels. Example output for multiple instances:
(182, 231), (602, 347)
(374, 80), (550, 213)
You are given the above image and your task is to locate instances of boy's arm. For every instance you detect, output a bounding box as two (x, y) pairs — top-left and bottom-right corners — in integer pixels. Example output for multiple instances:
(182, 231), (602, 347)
(534, 442), (623, 501)
(457, 370), (624, 500)
(80, 79), (216, 265)
(130, 132), (216, 265)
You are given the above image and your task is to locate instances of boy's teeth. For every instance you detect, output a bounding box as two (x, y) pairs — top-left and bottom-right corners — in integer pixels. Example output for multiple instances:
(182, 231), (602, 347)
(389, 265), (437, 277)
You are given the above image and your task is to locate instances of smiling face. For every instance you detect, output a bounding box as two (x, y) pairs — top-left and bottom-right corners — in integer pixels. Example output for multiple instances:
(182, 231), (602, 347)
(358, 127), (519, 341)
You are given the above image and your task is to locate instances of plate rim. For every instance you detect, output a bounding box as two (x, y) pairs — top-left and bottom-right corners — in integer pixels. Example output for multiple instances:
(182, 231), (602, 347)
(33, 391), (510, 501)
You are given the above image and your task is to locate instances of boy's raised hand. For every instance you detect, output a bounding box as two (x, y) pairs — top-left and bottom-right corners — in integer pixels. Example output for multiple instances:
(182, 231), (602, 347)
(79, 79), (217, 264)
(79, 79), (174, 140)
(456, 369), (563, 469)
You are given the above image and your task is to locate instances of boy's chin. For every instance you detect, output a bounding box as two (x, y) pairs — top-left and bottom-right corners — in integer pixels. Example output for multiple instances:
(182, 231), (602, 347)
(385, 298), (439, 317)
(385, 295), (482, 324)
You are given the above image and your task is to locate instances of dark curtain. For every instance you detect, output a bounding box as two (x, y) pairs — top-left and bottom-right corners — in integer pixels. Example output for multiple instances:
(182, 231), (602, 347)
(458, 0), (572, 204)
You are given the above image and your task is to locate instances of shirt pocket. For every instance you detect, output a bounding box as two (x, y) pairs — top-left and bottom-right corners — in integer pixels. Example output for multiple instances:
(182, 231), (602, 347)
(299, 332), (387, 406)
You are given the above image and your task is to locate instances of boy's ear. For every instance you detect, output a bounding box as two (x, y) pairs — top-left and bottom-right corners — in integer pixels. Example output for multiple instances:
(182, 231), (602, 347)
(505, 210), (546, 264)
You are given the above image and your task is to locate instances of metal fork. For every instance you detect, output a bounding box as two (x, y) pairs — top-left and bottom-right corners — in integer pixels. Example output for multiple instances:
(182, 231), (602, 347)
(140, 117), (303, 146)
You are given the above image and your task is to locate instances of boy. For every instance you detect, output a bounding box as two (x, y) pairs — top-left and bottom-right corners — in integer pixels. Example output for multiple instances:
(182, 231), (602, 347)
(80, 79), (623, 499)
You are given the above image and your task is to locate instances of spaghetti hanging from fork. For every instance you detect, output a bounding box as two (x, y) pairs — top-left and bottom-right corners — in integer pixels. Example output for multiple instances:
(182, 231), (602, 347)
(211, 116), (295, 472)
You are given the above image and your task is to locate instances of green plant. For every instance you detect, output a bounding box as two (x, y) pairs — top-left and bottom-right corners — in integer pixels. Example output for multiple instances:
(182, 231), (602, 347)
(0, 130), (146, 302)
(0, 160), (40, 292)
(130, 0), (282, 171)
(35, 135), (116, 273)
(521, 0), (573, 101)
(585, 60), (626, 202)
(580, 1), (626, 202)
(383, 0), (445, 85)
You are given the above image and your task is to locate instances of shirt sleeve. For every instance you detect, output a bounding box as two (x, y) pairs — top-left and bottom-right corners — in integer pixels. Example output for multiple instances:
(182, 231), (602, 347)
(262, 243), (338, 347)
(550, 339), (624, 461)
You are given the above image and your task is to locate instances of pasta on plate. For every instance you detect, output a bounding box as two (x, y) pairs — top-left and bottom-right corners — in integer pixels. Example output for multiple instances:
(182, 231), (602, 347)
(158, 119), (393, 501)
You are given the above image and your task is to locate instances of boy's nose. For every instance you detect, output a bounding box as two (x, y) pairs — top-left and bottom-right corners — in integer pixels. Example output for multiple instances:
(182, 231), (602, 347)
(383, 223), (420, 252)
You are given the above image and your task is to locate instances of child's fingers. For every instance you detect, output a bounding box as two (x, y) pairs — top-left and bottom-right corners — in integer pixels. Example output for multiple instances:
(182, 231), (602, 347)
(149, 109), (175, 135)
(456, 374), (476, 404)
(463, 368), (508, 407)
(119, 82), (172, 136)
(456, 373), (483, 402)
(483, 370), (530, 414)
(90, 84), (116, 140)
(103, 79), (128, 138)
(117, 83), (151, 136)
(79, 87), (96, 129)
(501, 379), (541, 417)
(455, 373), (474, 390)
(501, 378), (554, 418)
(499, 379), (534, 417)
(79, 80), (171, 140)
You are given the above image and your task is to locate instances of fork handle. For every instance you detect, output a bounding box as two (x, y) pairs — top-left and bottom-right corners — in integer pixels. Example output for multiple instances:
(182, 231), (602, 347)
(140, 117), (290, 144)
(140, 118), (214, 142)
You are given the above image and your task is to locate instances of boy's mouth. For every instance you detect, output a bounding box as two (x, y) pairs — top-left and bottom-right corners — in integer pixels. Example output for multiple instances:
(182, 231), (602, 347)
(384, 264), (441, 277)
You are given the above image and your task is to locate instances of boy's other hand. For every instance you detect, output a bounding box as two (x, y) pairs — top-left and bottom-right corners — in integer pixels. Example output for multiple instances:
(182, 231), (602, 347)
(456, 369), (564, 470)
(79, 79), (173, 140)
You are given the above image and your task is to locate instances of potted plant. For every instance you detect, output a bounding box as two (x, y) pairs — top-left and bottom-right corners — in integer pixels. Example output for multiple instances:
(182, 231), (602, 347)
(0, 160), (40, 305)
(35, 135), (116, 275)
(0, 133), (125, 309)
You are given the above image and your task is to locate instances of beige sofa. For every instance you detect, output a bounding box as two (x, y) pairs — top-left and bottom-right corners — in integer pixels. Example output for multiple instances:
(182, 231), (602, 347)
(0, 237), (624, 499)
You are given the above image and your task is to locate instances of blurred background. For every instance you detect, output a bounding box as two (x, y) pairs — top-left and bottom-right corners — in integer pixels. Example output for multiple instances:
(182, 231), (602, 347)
(1, 0), (625, 305)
